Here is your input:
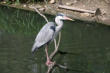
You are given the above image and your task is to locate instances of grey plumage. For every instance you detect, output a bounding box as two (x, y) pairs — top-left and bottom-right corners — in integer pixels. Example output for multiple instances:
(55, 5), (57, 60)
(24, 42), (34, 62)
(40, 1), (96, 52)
(31, 13), (73, 54)
(32, 22), (56, 53)
(31, 13), (73, 66)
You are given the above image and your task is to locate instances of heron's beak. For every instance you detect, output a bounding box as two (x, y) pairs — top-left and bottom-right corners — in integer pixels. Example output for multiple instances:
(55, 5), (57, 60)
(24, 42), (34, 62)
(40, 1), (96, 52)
(64, 16), (74, 21)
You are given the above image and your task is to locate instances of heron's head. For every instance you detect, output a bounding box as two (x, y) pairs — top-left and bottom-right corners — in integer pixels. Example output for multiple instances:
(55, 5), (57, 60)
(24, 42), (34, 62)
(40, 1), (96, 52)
(55, 13), (73, 21)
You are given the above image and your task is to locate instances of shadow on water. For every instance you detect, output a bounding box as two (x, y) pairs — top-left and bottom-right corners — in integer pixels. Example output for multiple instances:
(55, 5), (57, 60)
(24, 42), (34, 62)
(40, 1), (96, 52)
(0, 5), (110, 73)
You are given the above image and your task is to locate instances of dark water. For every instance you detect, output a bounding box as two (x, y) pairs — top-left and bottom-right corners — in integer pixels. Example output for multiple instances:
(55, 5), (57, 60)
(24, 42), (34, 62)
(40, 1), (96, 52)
(0, 5), (110, 73)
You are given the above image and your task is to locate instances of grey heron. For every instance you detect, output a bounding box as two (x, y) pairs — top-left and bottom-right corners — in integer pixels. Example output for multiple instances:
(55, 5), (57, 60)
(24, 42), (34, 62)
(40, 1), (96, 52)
(32, 13), (73, 66)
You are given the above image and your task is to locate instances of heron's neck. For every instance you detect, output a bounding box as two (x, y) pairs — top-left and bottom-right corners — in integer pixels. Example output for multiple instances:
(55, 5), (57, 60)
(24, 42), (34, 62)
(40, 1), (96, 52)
(55, 19), (63, 32)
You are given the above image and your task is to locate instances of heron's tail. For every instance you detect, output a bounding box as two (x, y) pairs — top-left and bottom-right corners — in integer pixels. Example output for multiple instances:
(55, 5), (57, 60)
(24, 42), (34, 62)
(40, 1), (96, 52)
(31, 44), (39, 54)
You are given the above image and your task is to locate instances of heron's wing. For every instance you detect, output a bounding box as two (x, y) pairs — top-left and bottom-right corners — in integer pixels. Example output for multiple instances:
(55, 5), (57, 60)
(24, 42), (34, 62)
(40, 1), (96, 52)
(32, 22), (56, 53)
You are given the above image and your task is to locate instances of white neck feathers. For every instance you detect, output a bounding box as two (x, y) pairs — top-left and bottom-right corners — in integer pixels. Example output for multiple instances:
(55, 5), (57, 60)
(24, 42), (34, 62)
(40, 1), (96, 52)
(55, 17), (63, 32)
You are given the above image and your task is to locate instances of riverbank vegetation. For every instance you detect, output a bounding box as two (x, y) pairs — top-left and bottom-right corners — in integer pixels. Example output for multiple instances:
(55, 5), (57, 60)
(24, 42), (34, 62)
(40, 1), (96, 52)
(0, 0), (110, 25)
(0, 0), (44, 4)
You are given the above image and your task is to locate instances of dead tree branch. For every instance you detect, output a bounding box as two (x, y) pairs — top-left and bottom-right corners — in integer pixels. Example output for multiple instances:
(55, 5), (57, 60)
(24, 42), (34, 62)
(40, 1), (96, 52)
(33, 7), (48, 23)
(50, 32), (61, 60)
(46, 32), (62, 73)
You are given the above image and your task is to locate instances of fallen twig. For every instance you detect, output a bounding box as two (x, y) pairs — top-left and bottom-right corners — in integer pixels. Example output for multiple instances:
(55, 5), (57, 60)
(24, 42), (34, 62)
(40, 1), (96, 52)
(58, 5), (96, 14)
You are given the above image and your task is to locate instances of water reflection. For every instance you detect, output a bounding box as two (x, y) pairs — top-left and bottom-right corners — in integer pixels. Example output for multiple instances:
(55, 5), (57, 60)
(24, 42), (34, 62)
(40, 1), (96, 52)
(0, 5), (110, 73)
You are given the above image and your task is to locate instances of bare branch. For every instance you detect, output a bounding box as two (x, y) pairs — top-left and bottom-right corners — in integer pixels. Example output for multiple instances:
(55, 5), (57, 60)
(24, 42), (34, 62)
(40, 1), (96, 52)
(50, 32), (61, 59)
(44, 0), (48, 5)
(46, 63), (67, 73)
(47, 32), (62, 73)
(56, 32), (61, 49)
(54, 38), (57, 49)
(56, 64), (67, 69)
(47, 62), (56, 73)
(33, 7), (48, 23)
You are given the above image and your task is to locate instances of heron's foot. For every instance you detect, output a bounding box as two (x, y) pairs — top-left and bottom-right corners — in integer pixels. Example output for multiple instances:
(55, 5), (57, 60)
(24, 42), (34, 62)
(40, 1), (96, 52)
(46, 60), (55, 66)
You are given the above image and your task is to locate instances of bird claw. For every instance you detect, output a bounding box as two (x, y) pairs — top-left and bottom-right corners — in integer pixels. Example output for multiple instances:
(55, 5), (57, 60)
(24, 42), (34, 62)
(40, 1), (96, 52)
(46, 60), (55, 66)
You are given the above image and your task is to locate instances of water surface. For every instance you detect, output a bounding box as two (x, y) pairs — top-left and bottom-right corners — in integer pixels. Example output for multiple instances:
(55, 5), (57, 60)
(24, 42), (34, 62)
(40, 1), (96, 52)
(0, 5), (110, 73)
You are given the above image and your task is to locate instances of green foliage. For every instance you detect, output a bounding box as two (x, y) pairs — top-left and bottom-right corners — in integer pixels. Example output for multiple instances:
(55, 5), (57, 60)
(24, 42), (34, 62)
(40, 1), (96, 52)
(0, 0), (44, 4)
(15, 0), (20, 4)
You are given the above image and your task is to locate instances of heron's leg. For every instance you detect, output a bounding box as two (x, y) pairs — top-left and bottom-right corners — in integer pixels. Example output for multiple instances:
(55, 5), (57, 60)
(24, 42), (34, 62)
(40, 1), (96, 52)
(45, 45), (53, 66)
(45, 45), (49, 61)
